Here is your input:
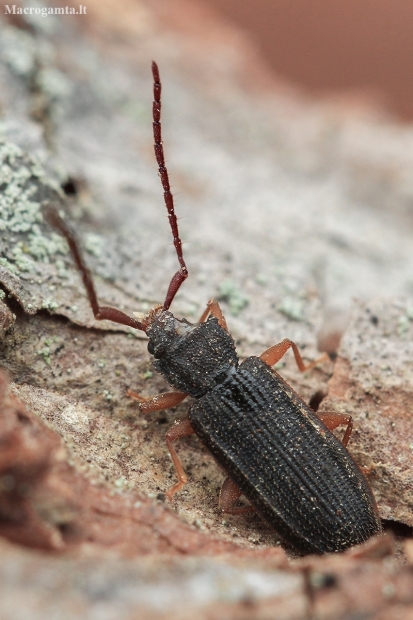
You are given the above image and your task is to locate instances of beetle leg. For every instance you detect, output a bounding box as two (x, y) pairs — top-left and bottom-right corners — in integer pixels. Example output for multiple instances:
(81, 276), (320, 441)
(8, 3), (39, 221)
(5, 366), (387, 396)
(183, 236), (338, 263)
(317, 411), (353, 447)
(198, 298), (228, 331)
(219, 477), (254, 515)
(165, 417), (195, 499)
(260, 338), (329, 371)
(348, 533), (394, 559)
(127, 389), (187, 413)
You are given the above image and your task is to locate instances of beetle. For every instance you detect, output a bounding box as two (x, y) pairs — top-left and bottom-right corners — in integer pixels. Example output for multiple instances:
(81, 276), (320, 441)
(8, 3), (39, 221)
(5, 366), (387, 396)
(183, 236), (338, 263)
(46, 61), (382, 555)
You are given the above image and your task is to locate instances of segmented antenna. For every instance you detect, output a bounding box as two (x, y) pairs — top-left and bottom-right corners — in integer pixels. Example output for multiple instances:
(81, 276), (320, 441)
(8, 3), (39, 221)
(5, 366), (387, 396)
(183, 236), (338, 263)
(46, 63), (187, 331)
(152, 61), (188, 310)
(45, 207), (145, 331)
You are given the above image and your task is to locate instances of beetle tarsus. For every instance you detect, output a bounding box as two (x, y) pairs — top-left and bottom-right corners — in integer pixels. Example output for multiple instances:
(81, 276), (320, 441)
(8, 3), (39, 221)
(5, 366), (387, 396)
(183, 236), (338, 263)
(127, 389), (187, 413)
(219, 477), (253, 515)
(165, 417), (195, 499)
(198, 298), (228, 331)
(317, 411), (353, 447)
(260, 338), (329, 371)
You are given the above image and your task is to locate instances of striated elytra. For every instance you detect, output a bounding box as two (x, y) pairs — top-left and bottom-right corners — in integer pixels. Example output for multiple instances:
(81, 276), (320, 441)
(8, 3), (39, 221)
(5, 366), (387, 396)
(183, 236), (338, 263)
(189, 352), (382, 555)
(148, 312), (382, 556)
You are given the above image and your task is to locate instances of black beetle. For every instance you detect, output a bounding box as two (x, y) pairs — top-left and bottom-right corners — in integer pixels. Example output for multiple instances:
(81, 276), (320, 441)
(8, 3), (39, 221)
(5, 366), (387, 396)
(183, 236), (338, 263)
(47, 61), (382, 555)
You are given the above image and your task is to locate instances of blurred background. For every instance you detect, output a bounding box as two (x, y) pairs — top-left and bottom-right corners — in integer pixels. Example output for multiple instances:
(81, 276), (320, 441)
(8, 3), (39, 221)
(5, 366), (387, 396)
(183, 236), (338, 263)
(207, 0), (413, 120)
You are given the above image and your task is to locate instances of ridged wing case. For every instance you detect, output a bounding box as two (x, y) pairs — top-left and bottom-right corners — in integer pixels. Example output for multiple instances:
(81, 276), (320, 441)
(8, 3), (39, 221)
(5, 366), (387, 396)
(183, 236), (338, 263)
(188, 357), (382, 554)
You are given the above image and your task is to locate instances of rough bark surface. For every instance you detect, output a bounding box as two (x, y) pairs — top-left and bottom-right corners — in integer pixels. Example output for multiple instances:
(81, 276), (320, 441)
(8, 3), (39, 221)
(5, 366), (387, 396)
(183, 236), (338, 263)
(322, 299), (413, 527)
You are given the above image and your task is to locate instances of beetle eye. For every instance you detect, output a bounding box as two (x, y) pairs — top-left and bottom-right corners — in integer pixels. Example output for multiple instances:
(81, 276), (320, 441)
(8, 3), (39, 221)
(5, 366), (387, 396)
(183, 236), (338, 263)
(147, 340), (155, 355)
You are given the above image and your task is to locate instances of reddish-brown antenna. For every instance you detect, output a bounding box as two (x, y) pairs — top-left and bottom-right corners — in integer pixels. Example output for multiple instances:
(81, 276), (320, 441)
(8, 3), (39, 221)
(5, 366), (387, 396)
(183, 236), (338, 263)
(45, 207), (145, 330)
(152, 61), (188, 310)
(46, 62), (188, 330)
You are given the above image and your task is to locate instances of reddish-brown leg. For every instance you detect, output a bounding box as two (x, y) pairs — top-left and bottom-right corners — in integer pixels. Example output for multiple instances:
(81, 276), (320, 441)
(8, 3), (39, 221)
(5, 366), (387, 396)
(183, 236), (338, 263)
(317, 411), (353, 447)
(348, 533), (393, 559)
(45, 207), (144, 331)
(260, 338), (329, 371)
(219, 477), (254, 515)
(165, 417), (196, 499)
(127, 389), (187, 414)
(198, 298), (229, 331)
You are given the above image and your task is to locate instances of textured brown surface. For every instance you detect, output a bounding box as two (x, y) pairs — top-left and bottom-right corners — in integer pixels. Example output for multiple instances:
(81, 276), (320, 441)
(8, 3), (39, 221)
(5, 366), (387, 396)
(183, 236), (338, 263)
(322, 299), (413, 527)
(0, 370), (269, 555)
(0, 299), (15, 338)
(0, 524), (412, 620)
(1, 371), (412, 620)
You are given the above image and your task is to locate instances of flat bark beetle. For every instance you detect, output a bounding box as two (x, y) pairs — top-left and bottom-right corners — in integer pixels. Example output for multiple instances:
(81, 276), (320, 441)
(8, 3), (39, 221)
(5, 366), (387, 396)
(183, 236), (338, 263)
(47, 61), (382, 555)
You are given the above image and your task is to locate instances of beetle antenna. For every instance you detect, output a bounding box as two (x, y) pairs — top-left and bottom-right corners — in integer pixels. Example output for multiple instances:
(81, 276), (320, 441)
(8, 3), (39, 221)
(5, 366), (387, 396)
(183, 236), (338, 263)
(152, 60), (188, 310)
(45, 206), (145, 331)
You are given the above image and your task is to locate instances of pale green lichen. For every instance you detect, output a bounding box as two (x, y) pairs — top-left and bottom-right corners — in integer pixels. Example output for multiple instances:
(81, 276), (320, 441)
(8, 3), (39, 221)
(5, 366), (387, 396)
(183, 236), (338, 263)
(55, 259), (69, 278)
(84, 232), (104, 257)
(121, 99), (149, 123)
(36, 67), (72, 101)
(10, 244), (35, 272)
(0, 290), (5, 300)
(398, 316), (410, 336)
(277, 297), (304, 322)
(255, 273), (267, 286)
(0, 140), (68, 274)
(0, 26), (36, 78)
(26, 226), (67, 261)
(397, 306), (413, 336)
(41, 298), (58, 310)
(20, 0), (60, 35)
(0, 19), (70, 106)
(217, 280), (249, 316)
(0, 257), (18, 274)
(37, 346), (51, 365)
(0, 145), (43, 237)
